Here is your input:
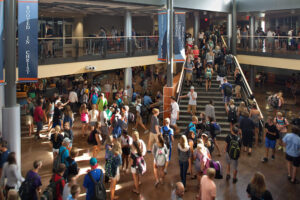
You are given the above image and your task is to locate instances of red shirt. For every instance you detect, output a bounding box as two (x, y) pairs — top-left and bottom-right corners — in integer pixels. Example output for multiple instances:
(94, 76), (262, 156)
(193, 49), (199, 59)
(33, 106), (43, 122)
(51, 173), (65, 200)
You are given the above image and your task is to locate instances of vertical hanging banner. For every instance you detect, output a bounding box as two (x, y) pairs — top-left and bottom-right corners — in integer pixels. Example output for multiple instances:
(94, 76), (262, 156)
(0, 0), (4, 84)
(174, 12), (185, 62)
(18, 0), (38, 82)
(158, 11), (167, 62)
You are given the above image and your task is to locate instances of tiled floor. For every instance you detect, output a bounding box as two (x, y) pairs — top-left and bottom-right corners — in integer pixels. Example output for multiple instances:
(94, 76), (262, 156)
(19, 82), (300, 200)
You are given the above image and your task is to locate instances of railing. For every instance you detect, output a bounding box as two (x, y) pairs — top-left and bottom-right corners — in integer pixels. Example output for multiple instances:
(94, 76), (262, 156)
(176, 60), (186, 104)
(229, 35), (300, 59)
(34, 36), (159, 65)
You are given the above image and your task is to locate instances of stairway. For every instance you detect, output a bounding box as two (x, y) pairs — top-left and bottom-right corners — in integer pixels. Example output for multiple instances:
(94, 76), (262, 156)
(177, 74), (237, 140)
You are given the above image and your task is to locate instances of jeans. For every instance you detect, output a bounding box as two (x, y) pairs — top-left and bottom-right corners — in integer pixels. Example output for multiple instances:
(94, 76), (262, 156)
(179, 160), (189, 187)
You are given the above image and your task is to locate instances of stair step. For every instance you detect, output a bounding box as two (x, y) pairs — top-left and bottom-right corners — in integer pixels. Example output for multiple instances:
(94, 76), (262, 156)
(179, 105), (226, 110)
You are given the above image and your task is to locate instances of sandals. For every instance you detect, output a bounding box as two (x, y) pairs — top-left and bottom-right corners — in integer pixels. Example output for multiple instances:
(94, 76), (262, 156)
(132, 190), (140, 195)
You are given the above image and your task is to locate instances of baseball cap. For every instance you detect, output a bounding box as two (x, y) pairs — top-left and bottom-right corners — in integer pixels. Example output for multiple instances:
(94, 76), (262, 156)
(190, 86), (194, 90)
(90, 157), (97, 166)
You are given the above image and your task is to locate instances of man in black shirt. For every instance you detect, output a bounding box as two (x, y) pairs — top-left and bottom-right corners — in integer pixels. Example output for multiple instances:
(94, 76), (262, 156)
(53, 102), (63, 128)
(240, 112), (255, 155)
(262, 117), (279, 163)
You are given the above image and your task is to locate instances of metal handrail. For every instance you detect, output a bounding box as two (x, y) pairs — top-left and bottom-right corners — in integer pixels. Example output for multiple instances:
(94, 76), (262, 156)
(233, 56), (264, 120)
(176, 61), (186, 104)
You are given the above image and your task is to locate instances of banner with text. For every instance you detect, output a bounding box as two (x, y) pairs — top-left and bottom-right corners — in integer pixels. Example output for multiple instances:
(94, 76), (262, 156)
(18, 0), (38, 82)
(174, 12), (185, 62)
(0, 0), (4, 84)
(158, 11), (167, 62)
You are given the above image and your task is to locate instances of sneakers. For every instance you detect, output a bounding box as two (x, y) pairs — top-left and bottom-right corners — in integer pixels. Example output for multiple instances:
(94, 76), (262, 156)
(271, 155), (275, 160)
(262, 157), (268, 163)
(144, 130), (149, 134)
(226, 174), (231, 181)
(154, 181), (159, 188)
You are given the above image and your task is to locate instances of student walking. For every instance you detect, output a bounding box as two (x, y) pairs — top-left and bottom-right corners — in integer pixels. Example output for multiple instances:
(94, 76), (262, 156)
(179, 86), (197, 116)
(147, 108), (160, 153)
(79, 103), (89, 137)
(197, 168), (217, 200)
(121, 130), (132, 173)
(161, 118), (174, 174)
(240, 112), (255, 155)
(177, 135), (191, 188)
(262, 117), (279, 163)
(246, 172), (273, 200)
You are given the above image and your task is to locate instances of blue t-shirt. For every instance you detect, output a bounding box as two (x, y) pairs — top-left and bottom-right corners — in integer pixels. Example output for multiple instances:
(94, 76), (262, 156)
(188, 122), (197, 134)
(83, 169), (104, 200)
(283, 133), (300, 157)
(0, 150), (10, 168)
(59, 146), (70, 167)
(221, 82), (232, 96)
(67, 194), (75, 200)
(143, 95), (152, 106)
(26, 170), (42, 200)
(161, 126), (174, 145)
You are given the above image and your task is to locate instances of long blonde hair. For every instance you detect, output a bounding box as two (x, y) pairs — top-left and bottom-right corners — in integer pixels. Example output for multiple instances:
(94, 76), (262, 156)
(250, 172), (267, 197)
(179, 135), (189, 149)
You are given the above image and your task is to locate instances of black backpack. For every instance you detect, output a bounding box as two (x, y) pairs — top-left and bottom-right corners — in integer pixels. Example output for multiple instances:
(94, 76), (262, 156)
(218, 65), (227, 77)
(235, 73), (242, 85)
(88, 170), (106, 200)
(40, 177), (64, 200)
(140, 104), (148, 117)
(19, 172), (38, 200)
(224, 84), (232, 96)
(162, 127), (171, 149)
(228, 106), (237, 122)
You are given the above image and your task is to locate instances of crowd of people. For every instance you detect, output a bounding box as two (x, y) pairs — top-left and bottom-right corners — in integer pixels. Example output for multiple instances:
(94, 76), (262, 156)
(0, 27), (299, 200)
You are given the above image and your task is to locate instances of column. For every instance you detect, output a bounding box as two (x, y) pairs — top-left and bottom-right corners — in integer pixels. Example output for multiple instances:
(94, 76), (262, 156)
(296, 16), (299, 35)
(166, 0), (173, 87)
(249, 16), (255, 50)
(227, 13), (232, 50)
(2, 0), (21, 166)
(124, 11), (132, 91)
(0, 86), (4, 134)
(250, 65), (255, 91)
(194, 11), (199, 47)
(275, 18), (279, 29)
(232, 0), (237, 55)
(124, 11), (132, 56)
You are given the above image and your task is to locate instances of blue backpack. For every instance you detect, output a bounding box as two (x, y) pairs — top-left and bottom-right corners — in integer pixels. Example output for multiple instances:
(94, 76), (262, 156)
(212, 122), (221, 135)
(112, 125), (122, 138)
(92, 94), (98, 105)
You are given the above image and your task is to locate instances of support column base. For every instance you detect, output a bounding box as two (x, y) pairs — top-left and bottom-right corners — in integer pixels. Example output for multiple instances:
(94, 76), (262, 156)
(2, 105), (21, 167)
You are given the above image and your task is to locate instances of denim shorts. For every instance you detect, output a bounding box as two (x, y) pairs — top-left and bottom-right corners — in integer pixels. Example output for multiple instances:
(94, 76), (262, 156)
(265, 137), (276, 149)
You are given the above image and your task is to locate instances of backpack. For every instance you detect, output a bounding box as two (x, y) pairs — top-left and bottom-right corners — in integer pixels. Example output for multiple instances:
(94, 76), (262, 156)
(19, 173), (38, 200)
(162, 127), (171, 149)
(40, 177), (63, 200)
(228, 106), (237, 122)
(112, 125), (122, 138)
(53, 149), (66, 173)
(212, 123), (221, 135)
(135, 156), (147, 175)
(92, 94), (98, 105)
(224, 84), (232, 96)
(88, 171), (106, 200)
(128, 112), (135, 123)
(235, 73), (242, 85)
(228, 135), (241, 160)
(105, 155), (115, 178)
(184, 123), (195, 137)
(269, 95), (279, 108)
(155, 146), (168, 167)
(225, 54), (232, 64)
(218, 65), (227, 77)
(139, 104), (148, 117)
(209, 160), (223, 179)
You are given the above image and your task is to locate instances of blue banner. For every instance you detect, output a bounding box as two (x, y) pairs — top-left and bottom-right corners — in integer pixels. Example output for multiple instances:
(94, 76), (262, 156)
(0, 0), (3, 84)
(158, 11), (167, 62)
(174, 12), (185, 62)
(18, 0), (38, 82)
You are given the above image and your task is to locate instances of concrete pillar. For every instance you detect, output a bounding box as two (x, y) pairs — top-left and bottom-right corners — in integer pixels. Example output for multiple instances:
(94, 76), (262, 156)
(227, 13), (232, 50)
(166, 0), (173, 87)
(275, 18), (279, 29)
(3, 0), (21, 167)
(250, 65), (255, 91)
(0, 86), (4, 136)
(124, 11), (132, 90)
(232, 0), (237, 55)
(296, 16), (299, 35)
(194, 11), (199, 46)
(250, 16), (255, 50)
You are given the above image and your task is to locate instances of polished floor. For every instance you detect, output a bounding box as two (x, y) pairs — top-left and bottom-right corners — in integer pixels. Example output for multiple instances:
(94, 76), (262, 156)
(20, 83), (300, 200)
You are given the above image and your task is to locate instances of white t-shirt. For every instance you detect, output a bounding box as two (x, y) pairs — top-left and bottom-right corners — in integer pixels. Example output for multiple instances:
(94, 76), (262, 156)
(136, 104), (141, 114)
(104, 84), (111, 93)
(120, 135), (133, 146)
(171, 102), (179, 119)
(62, 183), (70, 200)
(89, 110), (99, 122)
(187, 91), (197, 105)
(100, 110), (108, 126)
